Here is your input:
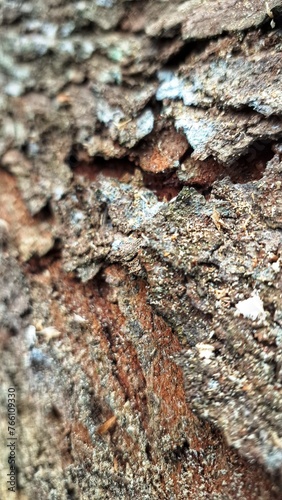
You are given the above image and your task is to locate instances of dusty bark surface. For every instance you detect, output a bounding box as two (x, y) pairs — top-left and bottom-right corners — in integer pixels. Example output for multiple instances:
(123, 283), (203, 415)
(1, 1), (282, 499)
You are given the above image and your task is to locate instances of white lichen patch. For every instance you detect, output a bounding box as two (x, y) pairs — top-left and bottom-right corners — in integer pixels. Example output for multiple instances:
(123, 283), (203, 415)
(136, 108), (154, 140)
(196, 343), (215, 360)
(73, 313), (87, 323)
(24, 324), (37, 349)
(37, 326), (61, 342)
(235, 292), (266, 321)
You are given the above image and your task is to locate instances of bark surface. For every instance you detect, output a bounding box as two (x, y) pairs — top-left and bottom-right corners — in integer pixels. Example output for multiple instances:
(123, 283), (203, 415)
(1, 1), (282, 498)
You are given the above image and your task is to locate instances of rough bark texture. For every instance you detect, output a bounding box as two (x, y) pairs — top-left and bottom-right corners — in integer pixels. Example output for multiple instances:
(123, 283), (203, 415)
(1, 1), (282, 498)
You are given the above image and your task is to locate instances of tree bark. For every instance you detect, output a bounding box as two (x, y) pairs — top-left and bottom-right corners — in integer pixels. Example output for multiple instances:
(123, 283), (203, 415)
(1, 1), (282, 498)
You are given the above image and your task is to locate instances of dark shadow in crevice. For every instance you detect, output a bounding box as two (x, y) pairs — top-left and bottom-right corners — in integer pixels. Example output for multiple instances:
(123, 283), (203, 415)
(65, 136), (276, 209)
(23, 239), (62, 274)
(142, 170), (182, 201)
(227, 139), (275, 184)
(165, 440), (191, 464)
(33, 200), (54, 223)
(65, 143), (90, 169)
(76, 157), (136, 182)
(259, 6), (282, 33)
(66, 142), (184, 200)
(164, 38), (211, 69)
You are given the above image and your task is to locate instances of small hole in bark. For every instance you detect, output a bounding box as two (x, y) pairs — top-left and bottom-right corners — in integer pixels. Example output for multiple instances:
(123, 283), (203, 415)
(145, 443), (152, 460)
(66, 487), (76, 500)
(49, 404), (62, 420)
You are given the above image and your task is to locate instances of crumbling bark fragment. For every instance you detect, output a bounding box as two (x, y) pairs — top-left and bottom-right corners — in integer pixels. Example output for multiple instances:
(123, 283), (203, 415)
(144, 0), (282, 39)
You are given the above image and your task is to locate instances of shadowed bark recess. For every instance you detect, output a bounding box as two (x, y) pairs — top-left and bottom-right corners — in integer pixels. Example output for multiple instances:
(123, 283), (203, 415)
(1, 1), (282, 498)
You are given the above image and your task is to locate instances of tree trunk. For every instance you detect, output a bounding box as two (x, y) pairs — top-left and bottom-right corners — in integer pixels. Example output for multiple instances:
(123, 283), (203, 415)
(1, 1), (282, 498)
